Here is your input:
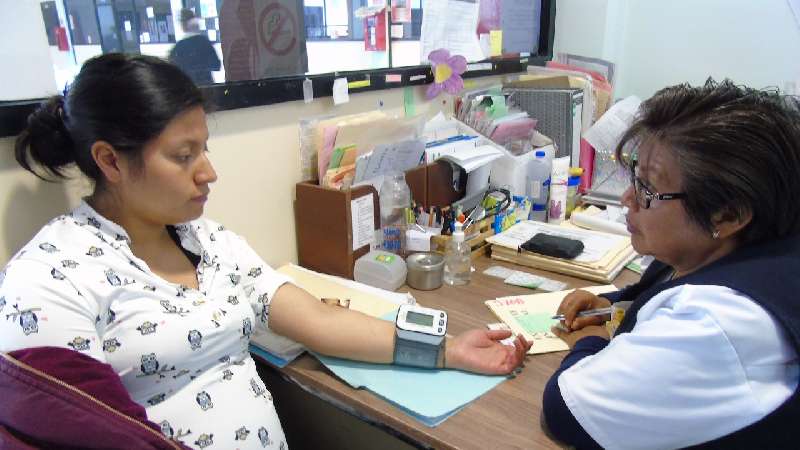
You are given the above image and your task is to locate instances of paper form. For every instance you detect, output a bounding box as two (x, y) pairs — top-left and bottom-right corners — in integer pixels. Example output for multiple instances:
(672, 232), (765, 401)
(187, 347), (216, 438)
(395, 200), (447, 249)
(276, 264), (413, 318)
(486, 220), (627, 264)
(583, 95), (642, 157)
(354, 139), (425, 183)
(420, 0), (484, 63)
(500, 0), (541, 54)
(485, 285), (617, 354)
(434, 144), (503, 172)
(351, 193), (376, 251)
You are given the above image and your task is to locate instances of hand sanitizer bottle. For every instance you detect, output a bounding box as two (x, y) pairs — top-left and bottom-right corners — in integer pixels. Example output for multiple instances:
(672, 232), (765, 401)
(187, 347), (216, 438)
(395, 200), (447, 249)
(443, 222), (471, 285)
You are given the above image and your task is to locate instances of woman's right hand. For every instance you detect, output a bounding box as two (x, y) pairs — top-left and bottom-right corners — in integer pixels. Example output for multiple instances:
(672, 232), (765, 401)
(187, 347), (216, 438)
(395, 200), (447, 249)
(556, 290), (612, 331)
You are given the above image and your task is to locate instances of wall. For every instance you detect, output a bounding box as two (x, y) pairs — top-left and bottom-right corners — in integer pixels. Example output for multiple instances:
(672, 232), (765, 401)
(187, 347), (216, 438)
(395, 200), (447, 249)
(0, 81), (481, 267)
(0, 0), (58, 100)
(554, 0), (800, 99)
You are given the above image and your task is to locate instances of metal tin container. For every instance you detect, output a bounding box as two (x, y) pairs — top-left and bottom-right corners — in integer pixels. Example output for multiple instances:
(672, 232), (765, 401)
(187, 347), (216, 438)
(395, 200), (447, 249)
(405, 252), (444, 290)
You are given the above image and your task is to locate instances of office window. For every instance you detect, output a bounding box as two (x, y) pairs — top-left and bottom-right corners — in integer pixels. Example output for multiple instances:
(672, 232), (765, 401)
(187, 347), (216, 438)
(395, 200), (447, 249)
(132, 0), (174, 43)
(65, 0), (102, 45)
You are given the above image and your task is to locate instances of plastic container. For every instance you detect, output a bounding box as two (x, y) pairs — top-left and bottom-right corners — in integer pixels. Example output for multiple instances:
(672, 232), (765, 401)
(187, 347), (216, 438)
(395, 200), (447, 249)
(354, 250), (407, 291)
(443, 223), (471, 286)
(379, 172), (411, 256)
(526, 150), (551, 219)
(566, 167), (584, 218)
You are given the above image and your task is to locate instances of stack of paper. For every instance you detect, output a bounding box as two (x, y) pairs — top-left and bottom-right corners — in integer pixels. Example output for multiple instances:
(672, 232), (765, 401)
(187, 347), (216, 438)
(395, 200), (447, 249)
(484, 285), (617, 354)
(486, 221), (636, 283)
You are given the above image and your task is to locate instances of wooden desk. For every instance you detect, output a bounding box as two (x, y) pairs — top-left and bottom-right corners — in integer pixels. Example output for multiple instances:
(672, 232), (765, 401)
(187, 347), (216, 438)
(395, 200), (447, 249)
(256, 256), (639, 450)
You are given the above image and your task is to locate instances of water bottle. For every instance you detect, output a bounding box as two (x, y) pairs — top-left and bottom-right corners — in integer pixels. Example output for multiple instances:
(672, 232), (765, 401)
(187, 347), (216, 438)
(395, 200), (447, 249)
(526, 150), (551, 221)
(443, 223), (471, 285)
(379, 172), (411, 256)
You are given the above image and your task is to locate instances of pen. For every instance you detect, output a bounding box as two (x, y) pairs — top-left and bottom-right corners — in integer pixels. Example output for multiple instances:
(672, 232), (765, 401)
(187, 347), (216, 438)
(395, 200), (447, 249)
(551, 307), (613, 321)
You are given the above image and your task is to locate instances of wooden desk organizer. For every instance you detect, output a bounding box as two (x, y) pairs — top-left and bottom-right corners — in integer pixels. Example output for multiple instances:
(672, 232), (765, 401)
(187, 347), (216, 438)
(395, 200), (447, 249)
(295, 160), (465, 279)
(430, 216), (495, 260)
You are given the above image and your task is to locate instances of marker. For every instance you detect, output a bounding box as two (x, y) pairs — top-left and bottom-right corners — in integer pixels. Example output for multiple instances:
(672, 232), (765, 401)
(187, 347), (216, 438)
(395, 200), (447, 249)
(551, 307), (613, 321)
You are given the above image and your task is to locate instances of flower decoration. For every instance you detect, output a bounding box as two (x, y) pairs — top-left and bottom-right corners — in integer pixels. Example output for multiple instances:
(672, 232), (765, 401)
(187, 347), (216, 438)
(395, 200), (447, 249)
(426, 49), (467, 100)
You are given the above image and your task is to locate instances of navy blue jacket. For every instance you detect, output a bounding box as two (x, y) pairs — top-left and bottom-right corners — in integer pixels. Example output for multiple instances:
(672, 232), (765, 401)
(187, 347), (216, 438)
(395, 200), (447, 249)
(542, 235), (800, 449)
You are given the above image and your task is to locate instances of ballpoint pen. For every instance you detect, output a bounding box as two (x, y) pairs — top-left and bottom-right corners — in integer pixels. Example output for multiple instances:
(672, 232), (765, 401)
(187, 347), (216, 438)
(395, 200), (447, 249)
(551, 307), (613, 321)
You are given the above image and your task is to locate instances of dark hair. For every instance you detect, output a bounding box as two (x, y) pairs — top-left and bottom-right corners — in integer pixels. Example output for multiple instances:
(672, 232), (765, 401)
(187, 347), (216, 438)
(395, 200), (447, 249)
(180, 8), (197, 26)
(15, 53), (206, 183)
(616, 78), (800, 244)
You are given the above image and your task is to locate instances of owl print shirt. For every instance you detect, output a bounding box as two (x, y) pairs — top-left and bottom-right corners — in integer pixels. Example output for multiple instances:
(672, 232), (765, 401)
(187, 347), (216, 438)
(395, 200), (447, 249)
(0, 201), (294, 450)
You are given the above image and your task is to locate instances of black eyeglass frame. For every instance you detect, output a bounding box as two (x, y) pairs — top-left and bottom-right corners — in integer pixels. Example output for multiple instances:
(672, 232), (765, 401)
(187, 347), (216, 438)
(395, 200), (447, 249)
(629, 163), (687, 209)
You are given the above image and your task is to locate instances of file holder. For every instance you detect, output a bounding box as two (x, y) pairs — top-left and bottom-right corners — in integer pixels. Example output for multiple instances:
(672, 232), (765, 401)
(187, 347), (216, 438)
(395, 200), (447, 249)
(503, 87), (584, 166)
(294, 160), (465, 279)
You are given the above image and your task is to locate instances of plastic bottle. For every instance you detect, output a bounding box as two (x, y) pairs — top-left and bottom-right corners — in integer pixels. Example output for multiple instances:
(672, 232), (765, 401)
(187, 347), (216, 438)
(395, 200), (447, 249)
(443, 222), (471, 286)
(379, 172), (411, 256)
(566, 167), (584, 218)
(526, 150), (551, 221)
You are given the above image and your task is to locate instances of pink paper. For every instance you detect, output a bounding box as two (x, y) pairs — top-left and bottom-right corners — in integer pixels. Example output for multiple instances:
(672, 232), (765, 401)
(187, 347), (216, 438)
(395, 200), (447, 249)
(489, 118), (538, 145)
(317, 126), (339, 181)
(578, 138), (594, 194)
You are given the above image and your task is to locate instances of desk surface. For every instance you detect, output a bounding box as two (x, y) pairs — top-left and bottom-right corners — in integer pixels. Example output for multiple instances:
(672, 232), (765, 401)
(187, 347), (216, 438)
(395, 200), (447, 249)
(271, 257), (639, 450)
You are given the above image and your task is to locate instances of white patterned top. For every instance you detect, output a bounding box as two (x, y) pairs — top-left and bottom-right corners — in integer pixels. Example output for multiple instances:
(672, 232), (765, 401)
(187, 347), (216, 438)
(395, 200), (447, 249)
(0, 201), (295, 449)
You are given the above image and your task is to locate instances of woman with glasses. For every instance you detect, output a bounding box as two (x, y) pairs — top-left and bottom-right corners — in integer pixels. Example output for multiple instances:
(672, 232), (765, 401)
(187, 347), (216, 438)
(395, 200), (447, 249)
(541, 80), (800, 449)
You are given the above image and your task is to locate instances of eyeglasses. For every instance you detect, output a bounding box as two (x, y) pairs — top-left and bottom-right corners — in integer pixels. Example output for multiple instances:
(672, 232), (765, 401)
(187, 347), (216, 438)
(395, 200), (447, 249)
(629, 165), (687, 209)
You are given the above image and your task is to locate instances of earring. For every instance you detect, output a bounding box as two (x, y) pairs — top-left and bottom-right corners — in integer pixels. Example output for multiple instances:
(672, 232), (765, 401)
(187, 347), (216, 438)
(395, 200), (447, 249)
(712, 230), (720, 239)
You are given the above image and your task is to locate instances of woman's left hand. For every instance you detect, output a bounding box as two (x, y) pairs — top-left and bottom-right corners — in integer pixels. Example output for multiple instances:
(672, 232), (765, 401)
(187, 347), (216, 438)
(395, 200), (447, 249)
(551, 325), (609, 349)
(446, 329), (531, 375)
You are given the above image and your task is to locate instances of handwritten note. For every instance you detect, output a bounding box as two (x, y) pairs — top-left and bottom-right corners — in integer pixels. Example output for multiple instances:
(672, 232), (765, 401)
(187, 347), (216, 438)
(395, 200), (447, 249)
(420, 0), (484, 62)
(485, 285), (617, 354)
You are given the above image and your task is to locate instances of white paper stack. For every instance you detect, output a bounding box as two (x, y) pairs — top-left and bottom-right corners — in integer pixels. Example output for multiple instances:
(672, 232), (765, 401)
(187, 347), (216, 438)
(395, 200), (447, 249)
(486, 221), (636, 283)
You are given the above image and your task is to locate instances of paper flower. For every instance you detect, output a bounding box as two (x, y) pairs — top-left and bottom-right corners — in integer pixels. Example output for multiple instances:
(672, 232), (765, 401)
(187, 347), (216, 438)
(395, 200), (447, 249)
(426, 49), (467, 99)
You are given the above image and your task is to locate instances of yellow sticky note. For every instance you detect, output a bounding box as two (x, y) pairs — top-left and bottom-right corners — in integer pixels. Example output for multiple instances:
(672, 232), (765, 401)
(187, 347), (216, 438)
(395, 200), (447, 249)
(347, 79), (371, 89)
(489, 30), (502, 56)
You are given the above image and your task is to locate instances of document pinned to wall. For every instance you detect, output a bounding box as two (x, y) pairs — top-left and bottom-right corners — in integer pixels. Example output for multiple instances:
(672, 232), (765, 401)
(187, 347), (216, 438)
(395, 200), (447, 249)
(351, 193), (376, 251)
(420, 0), (484, 63)
(500, 0), (541, 54)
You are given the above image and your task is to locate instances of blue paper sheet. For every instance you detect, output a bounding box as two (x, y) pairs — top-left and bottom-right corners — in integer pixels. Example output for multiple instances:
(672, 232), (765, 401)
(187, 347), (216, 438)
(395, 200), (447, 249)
(313, 311), (508, 426)
(249, 345), (291, 368)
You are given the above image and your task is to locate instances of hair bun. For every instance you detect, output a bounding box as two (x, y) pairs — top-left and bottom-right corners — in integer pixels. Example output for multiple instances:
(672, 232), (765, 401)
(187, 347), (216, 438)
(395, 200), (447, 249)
(24, 95), (77, 170)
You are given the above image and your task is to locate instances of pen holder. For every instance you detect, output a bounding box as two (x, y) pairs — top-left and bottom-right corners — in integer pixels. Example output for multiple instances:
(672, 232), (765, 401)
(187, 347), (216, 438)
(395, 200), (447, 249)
(430, 216), (495, 260)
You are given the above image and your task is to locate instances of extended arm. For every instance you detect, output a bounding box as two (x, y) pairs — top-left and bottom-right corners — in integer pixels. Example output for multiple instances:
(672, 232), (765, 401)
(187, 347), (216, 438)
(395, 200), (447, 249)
(268, 283), (529, 374)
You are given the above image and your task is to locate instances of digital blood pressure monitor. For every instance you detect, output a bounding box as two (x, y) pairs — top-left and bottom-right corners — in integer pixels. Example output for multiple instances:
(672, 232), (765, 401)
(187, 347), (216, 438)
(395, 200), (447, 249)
(393, 304), (447, 368)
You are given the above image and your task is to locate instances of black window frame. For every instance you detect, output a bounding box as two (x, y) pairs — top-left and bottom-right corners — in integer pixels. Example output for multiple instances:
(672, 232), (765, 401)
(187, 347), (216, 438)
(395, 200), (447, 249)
(0, 0), (555, 137)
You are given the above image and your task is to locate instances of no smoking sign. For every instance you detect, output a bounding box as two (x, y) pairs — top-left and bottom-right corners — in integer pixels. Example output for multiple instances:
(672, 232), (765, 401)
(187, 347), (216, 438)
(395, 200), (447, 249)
(258, 3), (298, 56)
